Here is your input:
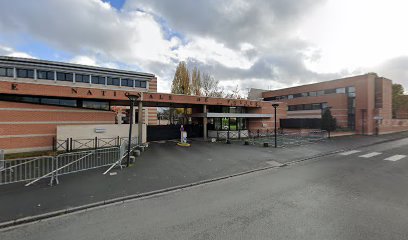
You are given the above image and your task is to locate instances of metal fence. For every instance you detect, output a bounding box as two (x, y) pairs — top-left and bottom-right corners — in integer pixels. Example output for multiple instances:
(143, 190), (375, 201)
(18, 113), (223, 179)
(1, 137), (140, 186)
(0, 156), (54, 185)
(55, 136), (137, 152)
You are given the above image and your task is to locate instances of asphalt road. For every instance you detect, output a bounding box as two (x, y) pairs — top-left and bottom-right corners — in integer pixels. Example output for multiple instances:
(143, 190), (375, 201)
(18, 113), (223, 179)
(2, 138), (408, 240)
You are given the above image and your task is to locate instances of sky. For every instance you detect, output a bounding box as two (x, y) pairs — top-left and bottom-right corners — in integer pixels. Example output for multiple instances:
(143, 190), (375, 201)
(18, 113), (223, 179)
(0, 0), (407, 94)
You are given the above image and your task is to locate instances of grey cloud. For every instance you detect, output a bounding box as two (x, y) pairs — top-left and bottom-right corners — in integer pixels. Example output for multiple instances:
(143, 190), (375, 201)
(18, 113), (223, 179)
(374, 56), (408, 91)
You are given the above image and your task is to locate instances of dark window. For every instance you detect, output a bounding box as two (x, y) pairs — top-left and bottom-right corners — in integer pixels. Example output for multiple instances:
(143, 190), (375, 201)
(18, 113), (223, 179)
(309, 91), (317, 97)
(288, 105), (296, 111)
(312, 103), (321, 110)
(324, 88), (336, 94)
(121, 78), (134, 87)
(57, 72), (73, 82)
(82, 100), (109, 110)
(293, 93), (302, 98)
(17, 69), (34, 79)
(37, 70), (55, 80)
(75, 74), (90, 83)
(317, 90), (324, 96)
(0, 67), (13, 77)
(134, 80), (141, 88)
(92, 75), (105, 85)
(301, 92), (309, 97)
(303, 104), (312, 110)
(107, 77), (120, 86)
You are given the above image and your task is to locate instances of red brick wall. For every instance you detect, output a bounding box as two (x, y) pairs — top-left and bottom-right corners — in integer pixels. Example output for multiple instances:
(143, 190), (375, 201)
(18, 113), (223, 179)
(0, 101), (115, 153)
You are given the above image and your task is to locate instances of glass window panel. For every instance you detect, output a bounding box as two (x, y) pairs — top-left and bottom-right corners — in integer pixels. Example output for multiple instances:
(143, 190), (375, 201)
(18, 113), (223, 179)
(134, 80), (141, 87)
(65, 73), (73, 81)
(140, 81), (146, 88)
(309, 91), (317, 97)
(288, 95), (293, 99)
(6, 68), (13, 77)
(57, 72), (65, 81)
(317, 90), (324, 96)
(336, 88), (346, 94)
(0, 68), (6, 76)
(222, 117), (229, 130)
(46, 71), (55, 80)
(301, 92), (309, 97)
(229, 117), (237, 130)
(17, 69), (27, 78)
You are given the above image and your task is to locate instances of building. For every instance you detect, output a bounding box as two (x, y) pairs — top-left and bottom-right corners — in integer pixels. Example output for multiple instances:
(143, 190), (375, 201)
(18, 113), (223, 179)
(250, 73), (408, 135)
(0, 57), (283, 154)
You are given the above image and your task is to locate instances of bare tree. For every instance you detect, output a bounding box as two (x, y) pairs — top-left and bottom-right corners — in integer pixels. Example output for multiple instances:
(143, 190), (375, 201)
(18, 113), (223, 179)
(224, 85), (242, 99)
(201, 73), (223, 97)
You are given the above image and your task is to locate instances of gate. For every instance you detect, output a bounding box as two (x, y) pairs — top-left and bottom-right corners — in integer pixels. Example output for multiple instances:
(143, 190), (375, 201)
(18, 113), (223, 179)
(147, 124), (203, 141)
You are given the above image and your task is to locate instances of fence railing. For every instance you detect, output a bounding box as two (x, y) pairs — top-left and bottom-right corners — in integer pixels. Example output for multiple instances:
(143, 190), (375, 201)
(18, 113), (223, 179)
(55, 136), (137, 152)
(0, 156), (54, 185)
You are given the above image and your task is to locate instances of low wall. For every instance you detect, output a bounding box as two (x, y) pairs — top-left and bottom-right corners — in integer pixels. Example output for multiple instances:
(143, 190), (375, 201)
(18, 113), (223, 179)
(378, 119), (408, 134)
(57, 124), (147, 146)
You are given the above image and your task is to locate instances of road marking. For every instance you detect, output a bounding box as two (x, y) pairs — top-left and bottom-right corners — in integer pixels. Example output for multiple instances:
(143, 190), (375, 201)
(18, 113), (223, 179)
(359, 152), (382, 158)
(384, 155), (407, 162)
(340, 150), (361, 156)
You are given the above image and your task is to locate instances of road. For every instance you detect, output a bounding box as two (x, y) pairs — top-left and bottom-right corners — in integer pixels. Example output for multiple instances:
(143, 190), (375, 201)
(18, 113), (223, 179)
(2, 138), (408, 240)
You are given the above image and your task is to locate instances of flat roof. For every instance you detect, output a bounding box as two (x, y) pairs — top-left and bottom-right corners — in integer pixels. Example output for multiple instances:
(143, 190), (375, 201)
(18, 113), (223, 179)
(0, 56), (155, 80)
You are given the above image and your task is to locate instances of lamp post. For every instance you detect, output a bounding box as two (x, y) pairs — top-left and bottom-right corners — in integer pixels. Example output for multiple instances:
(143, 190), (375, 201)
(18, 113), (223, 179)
(272, 103), (279, 148)
(126, 94), (140, 167)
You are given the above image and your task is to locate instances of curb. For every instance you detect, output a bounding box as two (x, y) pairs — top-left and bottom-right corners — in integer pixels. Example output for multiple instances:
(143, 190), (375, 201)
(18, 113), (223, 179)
(1, 134), (407, 230)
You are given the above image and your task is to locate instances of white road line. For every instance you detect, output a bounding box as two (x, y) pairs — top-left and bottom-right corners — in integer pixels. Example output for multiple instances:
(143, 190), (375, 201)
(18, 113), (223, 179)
(359, 152), (382, 158)
(384, 155), (407, 162)
(340, 150), (361, 156)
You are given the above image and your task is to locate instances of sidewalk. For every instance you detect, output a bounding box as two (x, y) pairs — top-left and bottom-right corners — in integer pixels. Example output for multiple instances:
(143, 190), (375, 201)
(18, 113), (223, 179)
(1, 131), (408, 224)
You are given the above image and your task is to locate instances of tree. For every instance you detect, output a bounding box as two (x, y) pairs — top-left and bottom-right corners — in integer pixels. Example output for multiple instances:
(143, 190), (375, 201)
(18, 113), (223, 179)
(392, 84), (405, 118)
(201, 72), (223, 97)
(190, 66), (201, 96)
(171, 62), (190, 95)
(224, 85), (242, 99)
(321, 108), (336, 138)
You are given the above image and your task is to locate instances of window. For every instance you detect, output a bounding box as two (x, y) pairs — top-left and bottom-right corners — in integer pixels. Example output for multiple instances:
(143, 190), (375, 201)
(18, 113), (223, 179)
(336, 88), (346, 94)
(288, 95), (293, 99)
(91, 75), (105, 85)
(324, 88), (336, 94)
(303, 104), (312, 110)
(0, 67), (13, 77)
(75, 74), (90, 83)
(317, 90), (324, 96)
(293, 93), (302, 98)
(309, 91), (317, 97)
(312, 103), (321, 110)
(57, 72), (73, 82)
(301, 92), (309, 97)
(121, 78), (134, 87)
(322, 102), (328, 109)
(82, 100), (109, 110)
(37, 70), (55, 80)
(107, 77), (120, 86)
(347, 86), (356, 97)
(17, 69), (34, 79)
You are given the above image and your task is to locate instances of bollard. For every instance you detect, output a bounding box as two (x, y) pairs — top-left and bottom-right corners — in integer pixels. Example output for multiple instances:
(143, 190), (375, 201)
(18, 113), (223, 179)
(133, 150), (141, 157)
(263, 142), (269, 147)
(244, 141), (249, 145)
(226, 139), (231, 144)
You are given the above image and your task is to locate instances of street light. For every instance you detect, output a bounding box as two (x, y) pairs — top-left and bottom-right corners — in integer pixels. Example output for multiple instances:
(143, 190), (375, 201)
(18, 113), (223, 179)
(272, 103), (279, 148)
(126, 93), (140, 167)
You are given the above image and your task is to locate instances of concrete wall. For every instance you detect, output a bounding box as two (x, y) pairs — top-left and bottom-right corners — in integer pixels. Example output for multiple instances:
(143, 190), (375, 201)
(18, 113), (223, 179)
(57, 124), (147, 144)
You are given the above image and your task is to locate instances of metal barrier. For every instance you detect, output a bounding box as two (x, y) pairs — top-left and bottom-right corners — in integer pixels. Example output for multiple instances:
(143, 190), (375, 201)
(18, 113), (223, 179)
(56, 137), (137, 152)
(0, 137), (141, 186)
(0, 156), (54, 185)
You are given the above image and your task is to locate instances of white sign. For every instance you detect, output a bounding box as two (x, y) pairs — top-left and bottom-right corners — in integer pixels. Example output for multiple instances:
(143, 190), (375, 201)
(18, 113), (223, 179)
(373, 116), (383, 120)
(94, 128), (107, 133)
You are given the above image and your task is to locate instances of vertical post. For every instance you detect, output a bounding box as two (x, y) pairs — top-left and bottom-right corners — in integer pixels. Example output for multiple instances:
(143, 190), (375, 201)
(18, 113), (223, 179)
(127, 99), (134, 167)
(138, 101), (143, 146)
(274, 106), (277, 148)
(203, 104), (208, 140)
(272, 103), (279, 148)
(95, 137), (98, 149)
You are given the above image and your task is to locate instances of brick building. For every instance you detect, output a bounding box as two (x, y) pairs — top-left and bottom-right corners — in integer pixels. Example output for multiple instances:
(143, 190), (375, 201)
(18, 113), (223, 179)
(0, 57), (282, 154)
(249, 73), (408, 135)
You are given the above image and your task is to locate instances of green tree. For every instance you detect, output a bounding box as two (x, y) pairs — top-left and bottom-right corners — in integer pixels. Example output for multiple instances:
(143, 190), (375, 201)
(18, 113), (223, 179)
(171, 62), (190, 95)
(392, 84), (405, 118)
(191, 66), (201, 96)
(321, 108), (337, 138)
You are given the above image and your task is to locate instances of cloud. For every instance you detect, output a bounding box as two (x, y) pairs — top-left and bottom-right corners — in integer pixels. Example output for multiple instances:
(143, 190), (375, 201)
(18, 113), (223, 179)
(0, 45), (35, 59)
(0, 0), (353, 94)
(373, 56), (408, 91)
